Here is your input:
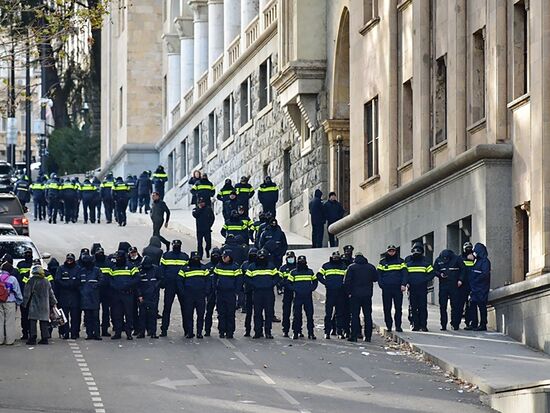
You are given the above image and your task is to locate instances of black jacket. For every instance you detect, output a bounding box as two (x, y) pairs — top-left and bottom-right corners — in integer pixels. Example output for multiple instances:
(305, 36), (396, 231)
(344, 255), (378, 297)
(151, 200), (170, 223)
(193, 205), (215, 232)
(323, 199), (345, 224)
(309, 189), (325, 225)
(55, 263), (82, 308)
(137, 173), (152, 196)
(259, 225), (288, 259)
(434, 250), (465, 289)
(258, 181), (279, 208)
(142, 236), (163, 266)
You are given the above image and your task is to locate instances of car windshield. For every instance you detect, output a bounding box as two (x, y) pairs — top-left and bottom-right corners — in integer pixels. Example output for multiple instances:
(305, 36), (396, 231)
(0, 241), (38, 260)
(0, 198), (23, 215)
(0, 227), (17, 235)
(0, 165), (12, 175)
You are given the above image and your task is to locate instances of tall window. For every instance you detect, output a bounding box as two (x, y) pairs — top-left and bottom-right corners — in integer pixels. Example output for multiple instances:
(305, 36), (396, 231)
(193, 124), (201, 166)
(119, 86), (123, 128)
(223, 93), (234, 140)
(471, 28), (486, 123)
(400, 80), (413, 163)
(364, 96), (379, 178)
(433, 55), (447, 145)
(513, 0), (529, 98)
(208, 111), (216, 154)
(363, 0), (378, 24)
(180, 139), (188, 179)
(300, 117), (312, 150)
(240, 76), (252, 126)
(283, 148), (291, 202)
(259, 57), (273, 109)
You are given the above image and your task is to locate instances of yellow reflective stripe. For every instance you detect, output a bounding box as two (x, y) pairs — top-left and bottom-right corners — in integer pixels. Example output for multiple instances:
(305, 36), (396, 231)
(101, 182), (114, 188)
(323, 269), (346, 276)
(246, 269), (278, 277)
(258, 186), (279, 192)
(100, 267), (111, 275)
(236, 187), (254, 193)
(153, 173), (168, 178)
(223, 225), (248, 231)
(407, 266), (432, 273)
(378, 264), (406, 271)
(161, 259), (188, 266)
(46, 275), (54, 282)
(80, 185), (96, 191)
(19, 268), (31, 274)
(22, 276), (29, 283)
(464, 261), (475, 267)
(218, 190), (233, 196)
(111, 268), (137, 276)
(178, 269), (208, 278)
(193, 184), (215, 190)
(214, 268), (241, 277)
(289, 275), (317, 282)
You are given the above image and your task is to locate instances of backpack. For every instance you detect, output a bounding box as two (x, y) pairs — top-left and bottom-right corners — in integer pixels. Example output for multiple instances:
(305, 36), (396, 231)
(0, 274), (11, 302)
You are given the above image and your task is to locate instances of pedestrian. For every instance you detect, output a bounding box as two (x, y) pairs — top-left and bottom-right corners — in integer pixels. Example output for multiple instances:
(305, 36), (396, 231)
(92, 245), (112, 337)
(45, 173), (61, 224)
(216, 178), (235, 204)
(345, 253), (378, 342)
(113, 177), (130, 226)
(278, 251), (297, 338)
(193, 197), (215, 259)
(152, 165), (168, 200)
(189, 170), (202, 205)
(191, 173), (216, 206)
(55, 253), (82, 339)
(137, 171), (153, 214)
(235, 176), (254, 214)
(222, 191), (239, 220)
(100, 173), (115, 223)
(136, 256), (162, 339)
(80, 178), (98, 224)
(245, 249), (280, 339)
(460, 242), (475, 328)
(258, 218), (288, 269)
(288, 255), (317, 340)
(258, 176), (279, 217)
(30, 176), (46, 221)
(323, 192), (345, 247)
(434, 249), (465, 331)
(204, 248), (221, 337)
(464, 243), (491, 331)
(150, 192), (171, 251)
(142, 236), (164, 266)
(377, 245), (407, 333)
(109, 250), (139, 340)
(241, 248), (257, 337)
(126, 174), (138, 213)
(178, 252), (209, 339)
(22, 265), (57, 345)
(79, 254), (103, 340)
(309, 189), (325, 248)
(16, 248), (34, 339)
(159, 240), (188, 337)
(213, 250), (242, 339)
(317, 251), (348, 339)
(0, 269), (23, 345)
(14, 174), (31, 209)
(405, 243), (434, 332)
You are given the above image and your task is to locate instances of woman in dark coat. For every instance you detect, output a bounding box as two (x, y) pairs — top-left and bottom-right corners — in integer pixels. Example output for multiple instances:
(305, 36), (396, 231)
(189, 170), (202, 205)
(23, 266), (57, 345)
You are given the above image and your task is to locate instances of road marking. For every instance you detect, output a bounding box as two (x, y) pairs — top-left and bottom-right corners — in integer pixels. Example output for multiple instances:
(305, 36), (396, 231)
(67, 341), (105, 413)
(318, 367), (374, 390)
(275, 388), (300, 405)
(218, 337), (236, 349)
(234, 351), (254, 366)
(253, 369), (276, 385)
(152, 365), (209, 390)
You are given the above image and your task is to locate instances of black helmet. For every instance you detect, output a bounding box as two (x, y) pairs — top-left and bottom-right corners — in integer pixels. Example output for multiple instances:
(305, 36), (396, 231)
(190, 251), (201, 261)
(387, 244), (397, 252)
(286, 251), (296, 258)
(211, 247), (221, 258)
(115, 250), (126, 259)
(257, 249), (268, 260)
(343, 245), (354, 254)
(411, 243), (424, 256)
(66, 253), (76, 261)
(297, 255), (307, 265)
(463, 241), (473, 253)
(331, 251), (341, 261)
(172, 240), (182, 247)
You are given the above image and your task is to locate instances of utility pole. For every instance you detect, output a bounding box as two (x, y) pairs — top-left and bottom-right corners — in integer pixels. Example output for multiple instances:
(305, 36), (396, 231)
(8, 36), (16, 166)
(25, 30), (31, 177)
(40, 25), (47, 175)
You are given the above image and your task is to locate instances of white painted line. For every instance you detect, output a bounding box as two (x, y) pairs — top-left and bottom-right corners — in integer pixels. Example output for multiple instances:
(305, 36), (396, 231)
(275, 388), (300, 406)
(234, 351), (254, 366)
(88, 387), (98, 391)
(187, 365), (208, 382)
(253, 369), (275, 385)
(90, 392), (100, 396)
(91, 397), (102, 402)
(81, 368), (90, 372)
(76, 358), (86, 362)
(93, 403), (104, 408)
(95, 410), (106, 413)
(218, 337), (236, 349)
(82, 372), (92, 377)
(84, 377), (94, 381)
(78, 363), (88, 367)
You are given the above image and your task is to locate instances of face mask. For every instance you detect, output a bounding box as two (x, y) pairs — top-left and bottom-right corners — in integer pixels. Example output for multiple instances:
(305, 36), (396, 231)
(172, 245), (181, 252)
(287, 258), (295, 265)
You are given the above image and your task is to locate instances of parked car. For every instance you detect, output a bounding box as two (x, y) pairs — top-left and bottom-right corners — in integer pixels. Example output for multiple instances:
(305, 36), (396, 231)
(0, 193), (29, 235)
(0, 161), (15, 193)
(0, 223), (18, 236)
(0, 235), (50, 267)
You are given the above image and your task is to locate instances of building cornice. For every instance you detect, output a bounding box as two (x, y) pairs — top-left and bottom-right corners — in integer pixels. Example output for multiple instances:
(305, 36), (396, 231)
(100, 143), (157, 178)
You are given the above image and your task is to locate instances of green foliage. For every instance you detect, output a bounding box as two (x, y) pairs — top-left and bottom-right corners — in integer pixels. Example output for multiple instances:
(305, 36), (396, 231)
(46, 126), (99, 174)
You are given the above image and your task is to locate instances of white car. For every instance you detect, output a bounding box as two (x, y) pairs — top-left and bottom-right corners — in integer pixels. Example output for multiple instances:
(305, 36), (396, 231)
(0, 223), (18, 236)
(0, 235), (51, 267)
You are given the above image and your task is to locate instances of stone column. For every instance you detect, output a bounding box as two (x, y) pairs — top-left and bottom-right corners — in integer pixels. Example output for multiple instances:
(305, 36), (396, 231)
(208, 0), (224, 65)
(163, 34), (181, 119)
(241, 0), (259, 31)
(189, 0), (209, 83)
(224, 0), (241, 48)
(175, 17), (194, 100)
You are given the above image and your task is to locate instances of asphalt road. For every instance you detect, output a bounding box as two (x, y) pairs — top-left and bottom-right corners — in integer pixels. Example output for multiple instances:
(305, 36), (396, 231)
(0, 212), (493, 413)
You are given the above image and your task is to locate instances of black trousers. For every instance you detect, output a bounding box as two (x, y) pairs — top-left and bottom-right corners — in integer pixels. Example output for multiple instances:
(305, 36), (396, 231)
(153, 220), (170, 249)
(281, 289), (294, 334)
(457, 285), (472, 325)
(111, 293), (134, 335)
(244, 290), (254, 333)
(439, 285), (461, 328)
(115, 199), (129, 224)
(82, 200), (96, 223)
(138, 301), (158, 335)
(47, 199), (59, 222)
(102, 198), (113, 222)
(293, 295), (314, 335)
(100, 289), (111, 332)
(261, 204), (276, 218)
(216, 290), (236, 335)
(324, 288), (346, 334)
(29, 319), (49, 340)
(60, 305), (81, 337)
(64, 199), (77, 223)
(197, 231), (212, 258)
(409, 285), (428, 329)
(381, 286), (403, 330)
(311, 223), (324, 248)
(33, 199), (46, 220)
(327, 221), (338, 247)
(469, 300), (488, 328)
(20, 305), (29, 337)
(138, 195), (150, 212)
(83, 309), (100, 338)
(183, 291), (205, 335)
(350, 296), (373, 340)
(161, 282), (185, 333)
(129, 196), (138, 212)
(253, 289), (274, 336)
(96, 201), (101, 222)
(204, 291), (216, 334)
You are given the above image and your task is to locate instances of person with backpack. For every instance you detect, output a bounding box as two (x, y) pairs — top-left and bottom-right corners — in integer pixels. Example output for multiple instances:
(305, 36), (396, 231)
(0, 270), (23, 345)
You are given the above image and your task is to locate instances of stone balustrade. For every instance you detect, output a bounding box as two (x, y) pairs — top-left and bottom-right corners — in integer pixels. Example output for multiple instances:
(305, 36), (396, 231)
(245, 15), (260, 49)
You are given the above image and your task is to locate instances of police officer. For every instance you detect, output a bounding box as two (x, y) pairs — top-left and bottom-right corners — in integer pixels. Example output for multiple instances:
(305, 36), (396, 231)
(241, 248), (257, 337)
(258, 218), (288, 268)
(216, 178), (235, 204)
(17, 248), (34, 339)
(309, 189), (325, 248)
(222, 191), (239, 220)
(204, 248), (221, 337)
(45, 173), (61, 224)
(460, 242), (475, 328)
(61, 178), (78, 223)
(92, 245), (112, 337)
(405, 243), (434, 332)
(464, 243), (491, 331)
(136, 256), (162, 339)
(14, 174), (31, 209)
(159, 240), (188, 336)
(258, 176), (279, 217)
(178, 252), (209, 338)
(245, 249), (280, 339)
(92, 176), (102, 223)
(30, 177), (46, 221)
(278, 251), (297, 338)
(317, 251), (348, 339)
(213, 250), (242, 338)
(288, 255), (317, 340)
(127, 246), (143, 269)
(434, 249), (465, 331)
(152, 165), (168, 200)
(100, 173), (115, 223)
(137, 170), (152, 213)
(112, 177), (130, 226)
(222, 210), (250, 241)
(251, 212), (267, 246)
(345, 253), (378, 342)
(79, 254), (103, 340)
(73, 177), (82, 222)
(109, 250), (139, 340)
(80, 178), (99, 224)
(55, 253), (82, 339)
(377, 245), (408, 332)
(126, 174), (138, 213)
(235, 176), (254, 214)
(193, 197), (215, 259)
(191, 173), (216, 206)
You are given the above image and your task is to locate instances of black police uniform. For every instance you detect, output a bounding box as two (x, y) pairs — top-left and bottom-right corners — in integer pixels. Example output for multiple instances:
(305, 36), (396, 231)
(177, 257), (210, 338)
(193, 203), (215, 258)
(136, 256), (162, 337)
(434, 250), (465, 330)
(377, 253), (408, 332)
(278, 259), (296, 336)
(159, 247), (188, 335)
(317, 257), (348, 336)
(79, 256), (103, 339)
(405, 245), (434, 331)
(204, 251), (221, 336)
(241, 249), (257, 336)
(213, 254), (242, 338)
(109, 255), (139, 339)
(55, 260), (82, 338)
(288, 262), (317, 338)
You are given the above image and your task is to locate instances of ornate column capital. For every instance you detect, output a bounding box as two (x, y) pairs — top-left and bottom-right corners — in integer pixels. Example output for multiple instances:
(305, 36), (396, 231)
(175, 16), (194, 38)
(162, 33), (181, 54)
(188, 0), (208, 21)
